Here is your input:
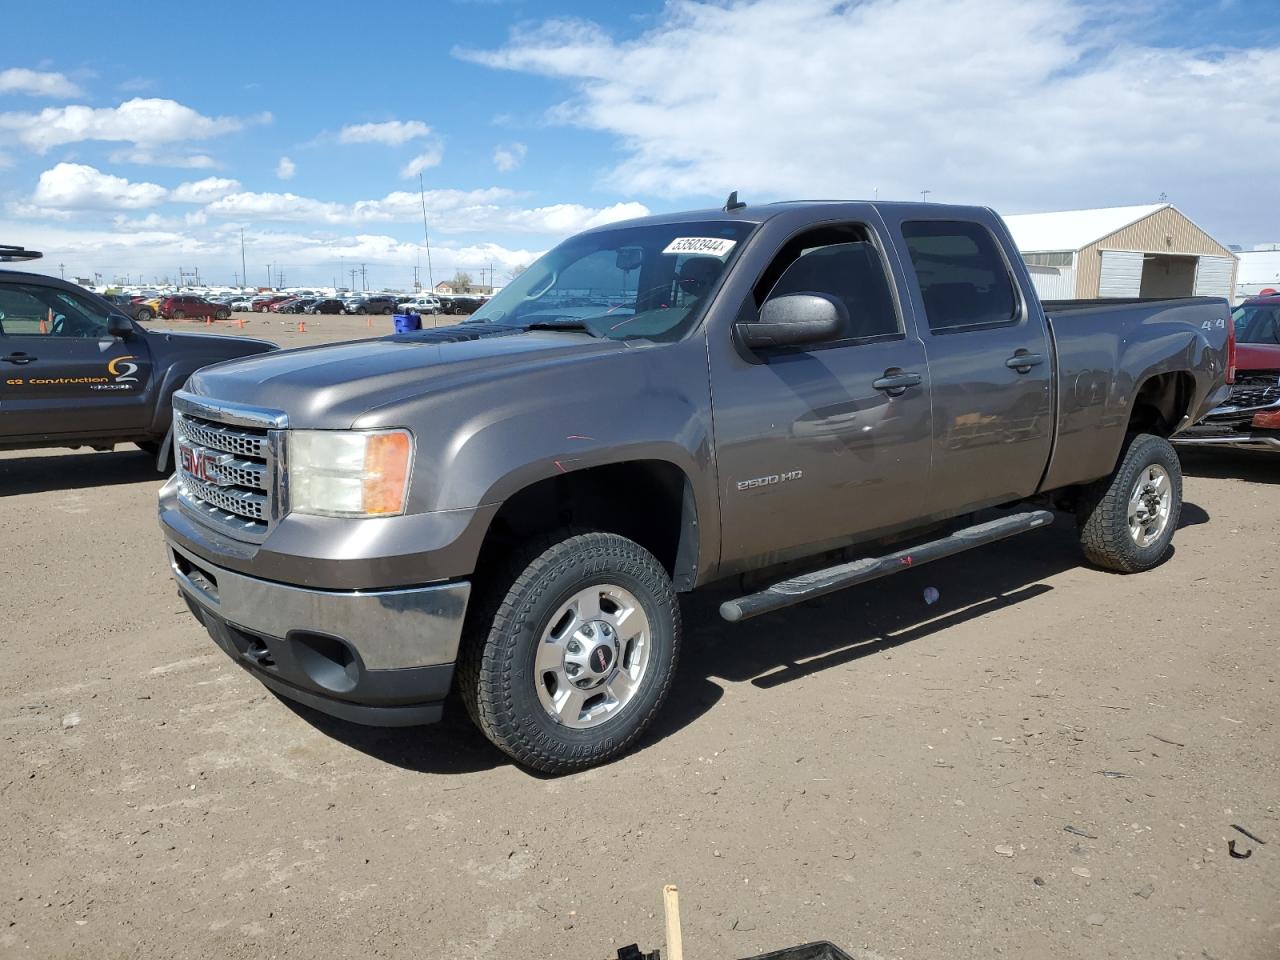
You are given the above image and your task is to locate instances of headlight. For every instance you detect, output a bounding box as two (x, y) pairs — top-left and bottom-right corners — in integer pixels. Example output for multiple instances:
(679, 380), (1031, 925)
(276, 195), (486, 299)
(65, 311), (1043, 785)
(287, 429), (413, 518)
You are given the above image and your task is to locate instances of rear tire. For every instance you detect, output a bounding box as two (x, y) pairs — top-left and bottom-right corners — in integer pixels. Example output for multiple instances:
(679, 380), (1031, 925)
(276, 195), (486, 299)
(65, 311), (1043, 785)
(172, 310), (185, 320)
(215, 308), (231, 320)
(457, 531), (681, 773)
(1078, 433), (1181, 573)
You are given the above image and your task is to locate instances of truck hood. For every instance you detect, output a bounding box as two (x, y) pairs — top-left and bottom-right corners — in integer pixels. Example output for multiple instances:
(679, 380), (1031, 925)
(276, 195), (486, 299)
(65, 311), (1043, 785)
(1237, 342), (1280, 371)
(185, 324), (632, 428)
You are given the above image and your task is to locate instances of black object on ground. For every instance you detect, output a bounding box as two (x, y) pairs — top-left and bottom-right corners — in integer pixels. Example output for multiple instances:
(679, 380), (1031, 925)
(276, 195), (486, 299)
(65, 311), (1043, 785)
(1231, 824), (1266, 845)
(1228, 839), (1252, 860)
(736, 943), (856, 960)
(615, 945), (661, 960)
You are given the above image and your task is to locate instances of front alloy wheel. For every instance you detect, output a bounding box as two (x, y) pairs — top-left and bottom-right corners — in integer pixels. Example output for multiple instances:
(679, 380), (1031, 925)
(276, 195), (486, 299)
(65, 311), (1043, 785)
(457, 531), (681, 773)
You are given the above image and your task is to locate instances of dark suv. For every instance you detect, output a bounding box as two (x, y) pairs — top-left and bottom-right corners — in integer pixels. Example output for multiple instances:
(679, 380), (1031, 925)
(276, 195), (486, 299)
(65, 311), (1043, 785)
(351, 295), (399, 315)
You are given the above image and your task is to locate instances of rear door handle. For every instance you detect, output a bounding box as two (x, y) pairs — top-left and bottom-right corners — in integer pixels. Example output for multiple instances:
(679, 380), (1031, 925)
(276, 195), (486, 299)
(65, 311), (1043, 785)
(2, 353), (37, 365)
(1006, 352), (1045, 372)
(872, 371), (923, 396)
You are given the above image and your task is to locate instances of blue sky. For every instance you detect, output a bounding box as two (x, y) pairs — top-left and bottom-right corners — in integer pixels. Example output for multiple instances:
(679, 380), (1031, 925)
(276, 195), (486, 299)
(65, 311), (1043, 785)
(1, 0), (1278, 287)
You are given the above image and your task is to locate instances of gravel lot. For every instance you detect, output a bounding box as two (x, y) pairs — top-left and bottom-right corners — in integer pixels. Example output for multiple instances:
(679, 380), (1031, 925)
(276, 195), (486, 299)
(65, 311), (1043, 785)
(2, 318), (1277, 959)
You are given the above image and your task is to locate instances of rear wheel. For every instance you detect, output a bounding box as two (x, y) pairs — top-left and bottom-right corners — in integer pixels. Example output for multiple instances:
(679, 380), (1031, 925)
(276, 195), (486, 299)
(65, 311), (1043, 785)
(136, 307), (154, 321)
(215, 308), (231, 320)
(172, 310), (185, 320)
(1078, 433), (1181, 573)
(457, 531), (681, 773)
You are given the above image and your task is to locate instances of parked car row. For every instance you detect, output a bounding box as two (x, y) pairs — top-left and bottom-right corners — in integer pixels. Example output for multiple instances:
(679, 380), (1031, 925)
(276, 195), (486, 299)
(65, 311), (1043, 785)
(102, 289), (488, 321)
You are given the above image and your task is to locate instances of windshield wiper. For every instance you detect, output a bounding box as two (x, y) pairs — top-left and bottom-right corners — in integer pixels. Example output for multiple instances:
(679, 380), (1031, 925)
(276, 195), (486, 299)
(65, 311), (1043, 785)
(523, 318), (603, 338)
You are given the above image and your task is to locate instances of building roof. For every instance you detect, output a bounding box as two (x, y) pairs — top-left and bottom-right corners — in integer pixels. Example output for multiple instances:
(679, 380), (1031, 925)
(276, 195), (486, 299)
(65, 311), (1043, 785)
(1002, 203), (1169, 253)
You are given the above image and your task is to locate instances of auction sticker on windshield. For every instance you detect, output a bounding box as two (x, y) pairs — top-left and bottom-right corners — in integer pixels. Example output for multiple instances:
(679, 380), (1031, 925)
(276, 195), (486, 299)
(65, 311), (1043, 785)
(662, 237), (738, 258)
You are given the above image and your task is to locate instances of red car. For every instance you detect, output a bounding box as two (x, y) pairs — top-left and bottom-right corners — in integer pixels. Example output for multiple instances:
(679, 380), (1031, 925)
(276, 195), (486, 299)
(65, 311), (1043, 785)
(160, 294), (230, 321)
(1175, 295), (1280, 451)
(268, 297), (300, 313)
(251, 294), (291, 312)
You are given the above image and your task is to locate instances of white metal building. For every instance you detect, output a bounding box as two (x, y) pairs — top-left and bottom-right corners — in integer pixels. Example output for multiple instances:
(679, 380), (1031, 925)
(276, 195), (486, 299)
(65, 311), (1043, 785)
(1002, 204), (1237, 302)
(1235, 248), (1280, 299)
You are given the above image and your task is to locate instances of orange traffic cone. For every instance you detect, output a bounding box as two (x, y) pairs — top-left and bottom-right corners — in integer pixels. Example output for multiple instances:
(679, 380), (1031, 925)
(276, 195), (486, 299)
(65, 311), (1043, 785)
(237, 317), (245, 328)
(297, 321), (306, 333)
(366, 316), (372, 328)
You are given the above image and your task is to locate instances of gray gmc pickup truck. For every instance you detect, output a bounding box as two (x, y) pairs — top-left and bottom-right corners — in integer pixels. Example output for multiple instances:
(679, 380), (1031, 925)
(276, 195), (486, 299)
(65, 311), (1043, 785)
(158, 200), (1233, 772)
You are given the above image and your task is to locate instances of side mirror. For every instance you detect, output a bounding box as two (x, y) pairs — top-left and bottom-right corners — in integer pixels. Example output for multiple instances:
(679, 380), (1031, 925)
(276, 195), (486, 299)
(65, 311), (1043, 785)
(735, 293), (842, 350)
(107, 313), (134, 339)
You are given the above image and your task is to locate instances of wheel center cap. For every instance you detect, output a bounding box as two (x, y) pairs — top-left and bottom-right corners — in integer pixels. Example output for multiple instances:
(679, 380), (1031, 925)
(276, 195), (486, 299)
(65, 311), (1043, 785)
(589, 643), (614, 674)
(564, 621), (618, 685)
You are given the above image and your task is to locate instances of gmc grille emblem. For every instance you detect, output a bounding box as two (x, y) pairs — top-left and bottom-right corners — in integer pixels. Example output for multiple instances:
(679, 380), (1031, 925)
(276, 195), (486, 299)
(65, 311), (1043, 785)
(179, 443), (230, 486)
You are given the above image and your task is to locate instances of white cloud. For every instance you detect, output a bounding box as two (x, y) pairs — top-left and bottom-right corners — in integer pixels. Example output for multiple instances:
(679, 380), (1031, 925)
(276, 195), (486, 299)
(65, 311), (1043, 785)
(169, 176), (241, 204)
(0, 68), (82, 98)
(338, 120), (432, 146)
(204, 186), (648, 235)
(0, 214), (546, 288)
(0, 97), (264, 153)
(276, 155), (296, 180)
(30, 163), (168, 211)
(493, 142), (527, 173)
(108, 147), (220, 169)
(20, 163), (239, 213)
(400, 144), (444, 178)
(459, 0), (1280, 239)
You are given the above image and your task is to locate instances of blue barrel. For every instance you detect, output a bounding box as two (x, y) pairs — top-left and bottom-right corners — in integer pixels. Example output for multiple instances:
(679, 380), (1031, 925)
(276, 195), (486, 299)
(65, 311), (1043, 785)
(393, 312), (421, 333)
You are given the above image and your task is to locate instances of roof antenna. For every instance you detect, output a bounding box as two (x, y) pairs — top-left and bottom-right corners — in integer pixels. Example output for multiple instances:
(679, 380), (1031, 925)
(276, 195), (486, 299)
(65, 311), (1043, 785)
(723, 191), (746, 212)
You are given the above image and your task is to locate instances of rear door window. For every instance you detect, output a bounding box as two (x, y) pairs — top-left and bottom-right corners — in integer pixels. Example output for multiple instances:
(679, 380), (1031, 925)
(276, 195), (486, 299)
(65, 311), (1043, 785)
(900, 220), (1018, 332)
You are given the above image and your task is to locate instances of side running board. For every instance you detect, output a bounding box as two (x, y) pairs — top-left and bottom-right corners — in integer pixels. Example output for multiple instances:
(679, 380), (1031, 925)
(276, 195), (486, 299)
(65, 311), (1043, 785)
(719, 510), (1054, 623)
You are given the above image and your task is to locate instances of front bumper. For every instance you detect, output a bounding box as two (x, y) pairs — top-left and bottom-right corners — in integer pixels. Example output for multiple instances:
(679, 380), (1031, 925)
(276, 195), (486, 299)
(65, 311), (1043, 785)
(166, 539), (470, 726)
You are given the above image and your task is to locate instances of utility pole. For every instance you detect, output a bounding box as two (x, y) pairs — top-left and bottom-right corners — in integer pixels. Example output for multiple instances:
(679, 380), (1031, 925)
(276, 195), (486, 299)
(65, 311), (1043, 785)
(349, 268), (358, 290)
(419, 172), (435, 291)
(360, 263), (367, 291)
(920, 189), (931, 203)
(59, 263), (65, 279)
(413, 265), (419, 291)
(234, 271), (239, 287)
(266, 264), (272, 288)
(240, 228), (247, 290)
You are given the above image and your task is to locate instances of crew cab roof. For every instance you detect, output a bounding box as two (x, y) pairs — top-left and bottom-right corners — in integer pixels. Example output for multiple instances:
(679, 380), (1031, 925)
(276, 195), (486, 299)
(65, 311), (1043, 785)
(575, 199), (1002, 236)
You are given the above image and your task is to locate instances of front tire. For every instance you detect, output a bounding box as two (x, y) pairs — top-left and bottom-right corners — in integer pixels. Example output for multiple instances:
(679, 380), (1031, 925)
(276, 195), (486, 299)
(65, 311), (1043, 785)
(1078, 433), (1182, 573)
(457, 532), (681, 773)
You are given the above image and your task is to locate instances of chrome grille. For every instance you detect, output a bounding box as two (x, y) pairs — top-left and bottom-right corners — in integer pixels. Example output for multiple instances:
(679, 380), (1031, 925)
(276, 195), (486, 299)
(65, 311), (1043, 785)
(172, 394), (287, 543)
(1226, 372), (1280, 411)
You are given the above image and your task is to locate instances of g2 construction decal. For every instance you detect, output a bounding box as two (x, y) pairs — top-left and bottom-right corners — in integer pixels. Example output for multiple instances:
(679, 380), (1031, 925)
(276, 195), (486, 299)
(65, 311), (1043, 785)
(3, 354), (143, 394)
(107, 355), (139, 383)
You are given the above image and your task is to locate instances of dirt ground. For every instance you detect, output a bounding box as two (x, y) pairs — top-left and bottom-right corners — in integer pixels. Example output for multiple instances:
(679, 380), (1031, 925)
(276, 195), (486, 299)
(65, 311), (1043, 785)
(1, 317), (1277, 960)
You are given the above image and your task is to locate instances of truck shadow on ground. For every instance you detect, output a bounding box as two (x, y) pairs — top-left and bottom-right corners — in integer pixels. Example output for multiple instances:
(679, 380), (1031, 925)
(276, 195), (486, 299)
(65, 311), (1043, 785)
(294, 505), (1205, 777)
(1179, 448), (1279, 484)
(0, 447), (162, 495)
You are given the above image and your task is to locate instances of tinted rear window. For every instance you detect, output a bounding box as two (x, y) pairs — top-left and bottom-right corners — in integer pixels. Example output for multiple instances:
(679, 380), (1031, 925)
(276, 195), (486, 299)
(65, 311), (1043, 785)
(901, 220), (1017, 331)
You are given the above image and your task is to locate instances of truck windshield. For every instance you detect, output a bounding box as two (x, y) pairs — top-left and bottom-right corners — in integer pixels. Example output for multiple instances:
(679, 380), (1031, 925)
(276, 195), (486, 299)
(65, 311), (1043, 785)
(470, 220), (756, 342)
(1232, 304), (1280, 345)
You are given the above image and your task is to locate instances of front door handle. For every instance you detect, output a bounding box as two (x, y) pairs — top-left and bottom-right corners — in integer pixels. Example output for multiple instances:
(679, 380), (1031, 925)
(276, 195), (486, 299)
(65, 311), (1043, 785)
(1006, 352), (1045, 372)
(2, 353), (37, 365)
(872, 371), (923, 396)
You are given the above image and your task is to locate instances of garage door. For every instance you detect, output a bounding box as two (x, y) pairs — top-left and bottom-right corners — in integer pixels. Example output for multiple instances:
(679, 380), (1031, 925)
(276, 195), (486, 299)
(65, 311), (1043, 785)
(1098, 250), (1143, 298)
(1194, 256), (1235, 300)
